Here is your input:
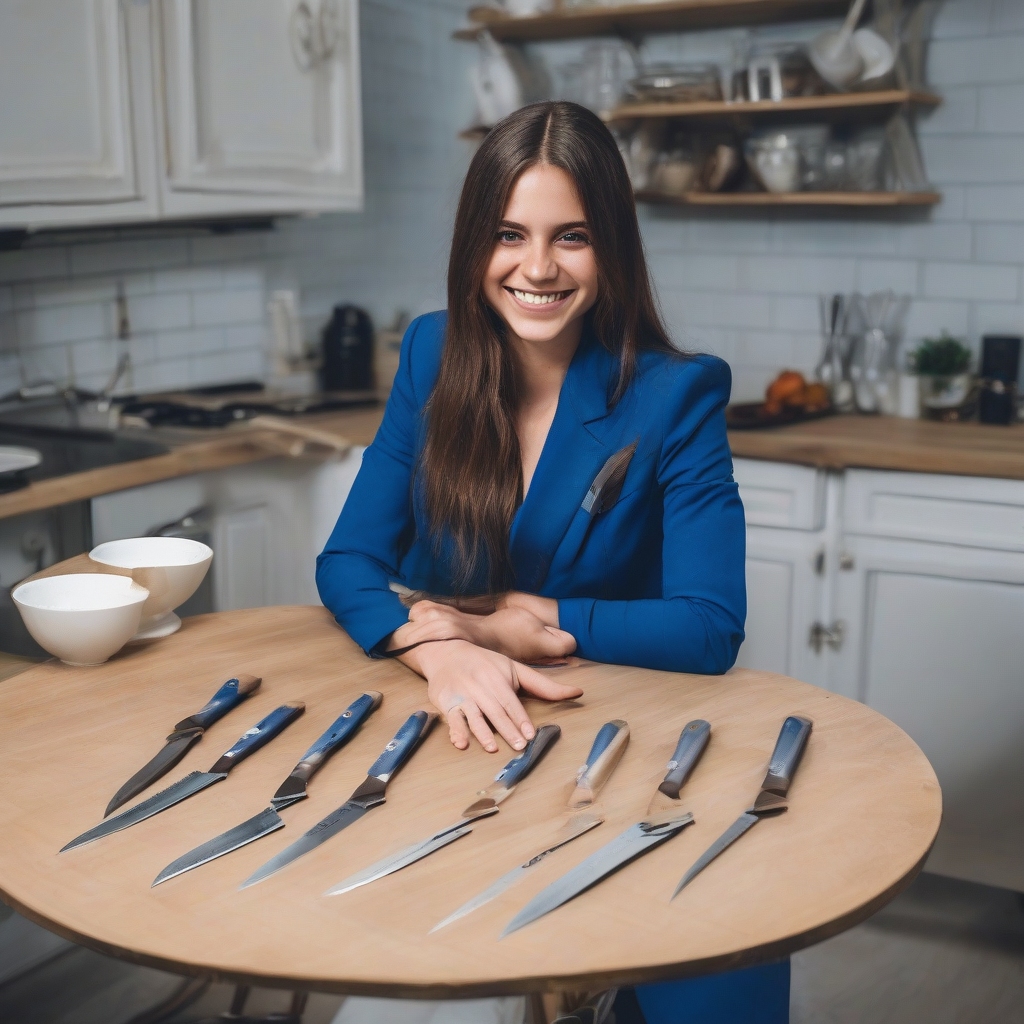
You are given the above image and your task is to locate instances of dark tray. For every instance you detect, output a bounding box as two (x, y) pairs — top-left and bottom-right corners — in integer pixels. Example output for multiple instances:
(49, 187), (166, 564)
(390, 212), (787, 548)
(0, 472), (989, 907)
(726, 402), (834, 430)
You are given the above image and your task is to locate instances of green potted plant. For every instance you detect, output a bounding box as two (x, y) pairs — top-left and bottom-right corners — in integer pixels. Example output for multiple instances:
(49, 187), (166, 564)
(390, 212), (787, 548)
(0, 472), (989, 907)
(909, 333), (974, 418)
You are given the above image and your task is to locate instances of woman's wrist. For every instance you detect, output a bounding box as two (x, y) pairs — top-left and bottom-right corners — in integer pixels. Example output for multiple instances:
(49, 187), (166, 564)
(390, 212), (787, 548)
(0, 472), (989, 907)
(501, 591), (560, 628)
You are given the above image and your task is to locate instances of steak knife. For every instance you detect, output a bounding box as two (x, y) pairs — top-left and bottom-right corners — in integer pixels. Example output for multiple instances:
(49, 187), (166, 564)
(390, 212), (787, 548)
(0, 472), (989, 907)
(61, 702), (305, 853)
(324, 722), (561, 897)
(240, 709), (438, 889)
(152, 691), (383, 886)
(671, 715), (812, 900)
(501, 719), (710, 937)
(431, 719), (629, 933)
(106, 673), (262, 816)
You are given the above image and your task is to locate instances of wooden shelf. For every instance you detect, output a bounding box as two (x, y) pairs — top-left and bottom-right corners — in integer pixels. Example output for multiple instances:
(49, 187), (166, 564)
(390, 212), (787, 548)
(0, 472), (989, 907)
(635, 190), (943, 206)
(455, 1), (848, 42)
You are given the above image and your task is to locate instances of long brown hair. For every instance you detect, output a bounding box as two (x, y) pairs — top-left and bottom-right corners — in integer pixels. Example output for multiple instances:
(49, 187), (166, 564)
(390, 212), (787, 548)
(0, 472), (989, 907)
(420, 100), (675, 592)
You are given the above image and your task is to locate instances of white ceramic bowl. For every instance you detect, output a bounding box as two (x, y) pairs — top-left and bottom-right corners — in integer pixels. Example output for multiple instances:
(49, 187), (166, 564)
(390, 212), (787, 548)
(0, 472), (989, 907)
(89, 537), (213, 636)
(13, 574), (150, 666)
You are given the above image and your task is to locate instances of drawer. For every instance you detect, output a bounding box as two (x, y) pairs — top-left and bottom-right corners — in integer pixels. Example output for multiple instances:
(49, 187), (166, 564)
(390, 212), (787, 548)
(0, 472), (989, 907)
(844, 469), (1024, 551)
(733, 458), (826, 530)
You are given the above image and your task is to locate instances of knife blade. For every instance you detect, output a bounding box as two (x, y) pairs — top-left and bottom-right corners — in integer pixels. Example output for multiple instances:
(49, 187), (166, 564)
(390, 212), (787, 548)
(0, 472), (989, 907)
(324, 722), (561, 897)
(152, 691), (383, 886)
(61, 702), (305, 853)
(239, 709), (437, 889)
(501, 719), (710, 937)
(106, 673), (262, 816)
(670, 714), (812, 900)
(430, 719), (629, 933)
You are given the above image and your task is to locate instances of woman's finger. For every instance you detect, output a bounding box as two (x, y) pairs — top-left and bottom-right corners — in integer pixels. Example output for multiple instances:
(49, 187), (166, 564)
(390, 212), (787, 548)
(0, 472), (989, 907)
(476, 691), (527, 751)
(501, 666), (537, 740)
(446, 704), (471, 750)
(462, 702), (498, 753)
(515, 662), (584, 701)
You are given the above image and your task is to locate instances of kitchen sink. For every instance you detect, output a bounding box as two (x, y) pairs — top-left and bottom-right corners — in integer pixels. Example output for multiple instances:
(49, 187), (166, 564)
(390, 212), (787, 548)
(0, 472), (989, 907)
(0, 426), (169, 483)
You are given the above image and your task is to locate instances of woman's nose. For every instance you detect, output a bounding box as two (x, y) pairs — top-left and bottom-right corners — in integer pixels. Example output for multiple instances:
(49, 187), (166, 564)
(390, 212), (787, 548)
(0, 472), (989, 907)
(522, 243), (558, 283)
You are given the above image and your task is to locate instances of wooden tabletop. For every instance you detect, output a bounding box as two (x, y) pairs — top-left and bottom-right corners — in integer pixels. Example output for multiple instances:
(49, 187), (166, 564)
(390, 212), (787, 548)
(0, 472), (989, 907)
(0, 606), (940, 998)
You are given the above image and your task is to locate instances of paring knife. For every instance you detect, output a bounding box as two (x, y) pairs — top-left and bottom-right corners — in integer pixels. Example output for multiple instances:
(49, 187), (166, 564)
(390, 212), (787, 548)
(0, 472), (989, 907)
(431, 719), (629, 933)
(501, 719), (710, 937)
(106, 673), (262, 816)
(671, 715), (812, 900)
(61, 703), (305, 853)
(152, 691), (383, 886)
(324, 722), (562, 897)
(240, 709), (438, 889)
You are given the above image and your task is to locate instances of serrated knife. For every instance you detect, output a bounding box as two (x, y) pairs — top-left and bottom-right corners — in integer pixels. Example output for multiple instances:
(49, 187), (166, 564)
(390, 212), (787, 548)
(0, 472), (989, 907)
(671, 715), (812, 900)
(152, 691), (383, 886)
(431, 719), (629, 933)
(240, 709), (438, 889)
(324, 722), (561, 897)
(501, 719), (710, 937)
(61, 702), (305, 853)
(106, 673), (262, 816)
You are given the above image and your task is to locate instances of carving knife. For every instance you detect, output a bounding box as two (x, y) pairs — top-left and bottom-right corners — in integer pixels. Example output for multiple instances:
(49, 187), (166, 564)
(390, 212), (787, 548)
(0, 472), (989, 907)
(671, 715), (812, 900)
(501, 719), (710, 938)
(324, 722), (561, 897)
(106, 673), (262, 816)
(61, 703), (305, 853)
(240, 709), (438, 889)
(152, 691), (383, 886)
(431, 719), (629, 933)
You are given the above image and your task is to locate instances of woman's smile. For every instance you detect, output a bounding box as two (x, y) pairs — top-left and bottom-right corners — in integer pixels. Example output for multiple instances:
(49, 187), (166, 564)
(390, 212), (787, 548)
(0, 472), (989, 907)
(504, 286), (575, 310)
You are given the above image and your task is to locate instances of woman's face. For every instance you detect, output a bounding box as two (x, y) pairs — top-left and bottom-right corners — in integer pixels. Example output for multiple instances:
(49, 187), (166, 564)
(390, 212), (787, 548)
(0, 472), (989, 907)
(483, 163), (599, 347)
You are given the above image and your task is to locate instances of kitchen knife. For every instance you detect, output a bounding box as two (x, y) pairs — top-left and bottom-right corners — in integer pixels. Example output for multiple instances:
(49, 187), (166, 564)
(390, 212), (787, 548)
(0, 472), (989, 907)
(501, 719), (710, 937)
(61, 702), (305, 853)
(151, 691), (383, 886)
(431, 719), (629, 933)
(323, 722), (561, 897)
(240, 709), (438, 889)
(670, 715), (812, 900)
(105, 673), (262, 816)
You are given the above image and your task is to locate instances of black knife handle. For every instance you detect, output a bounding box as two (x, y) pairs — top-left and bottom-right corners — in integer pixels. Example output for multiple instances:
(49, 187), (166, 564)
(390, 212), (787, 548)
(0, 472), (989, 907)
(762, 716), (813, 796)
(289, 691), (383, 785)
(495, 723), (561, 788)
(658, 720), (711, 800)
(175, 674), (262, 732)
(209, 703), (305, 773)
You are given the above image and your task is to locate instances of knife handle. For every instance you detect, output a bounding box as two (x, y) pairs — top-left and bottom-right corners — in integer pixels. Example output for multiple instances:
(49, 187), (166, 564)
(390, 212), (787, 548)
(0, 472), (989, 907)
(657, 719), (711, 800)
(290, 691), (383, 783)
(175, 674), (262, 732)
(576, 719), (629, 792)
(209, 702), (305, 773)
(762, 715), (813, 796)
(495, 723), (560, 788)
(368, 710), (438, 782)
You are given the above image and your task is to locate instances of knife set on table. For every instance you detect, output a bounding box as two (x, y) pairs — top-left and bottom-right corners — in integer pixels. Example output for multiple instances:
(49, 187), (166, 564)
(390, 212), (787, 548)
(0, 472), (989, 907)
(60, 673), (813, 936)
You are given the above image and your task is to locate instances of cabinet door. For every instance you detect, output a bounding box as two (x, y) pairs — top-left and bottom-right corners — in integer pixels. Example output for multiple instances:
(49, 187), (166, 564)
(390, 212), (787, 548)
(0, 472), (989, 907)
(833, 535), (1024, 892)
(156, 0), (362, 216)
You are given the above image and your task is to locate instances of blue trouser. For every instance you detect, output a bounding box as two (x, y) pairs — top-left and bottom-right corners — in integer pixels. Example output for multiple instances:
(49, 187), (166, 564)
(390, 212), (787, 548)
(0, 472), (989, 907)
(625, 959), (790, 1024)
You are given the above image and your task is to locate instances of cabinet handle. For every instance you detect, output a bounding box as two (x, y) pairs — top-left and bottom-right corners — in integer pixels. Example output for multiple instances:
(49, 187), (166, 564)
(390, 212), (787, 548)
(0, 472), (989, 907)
(290, 0), (340, 71)
(809, 620), (845, 653)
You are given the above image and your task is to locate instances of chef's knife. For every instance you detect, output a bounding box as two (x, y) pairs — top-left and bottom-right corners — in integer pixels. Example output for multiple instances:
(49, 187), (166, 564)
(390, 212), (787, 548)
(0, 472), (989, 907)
(671, 715), (812, 900)
(152, 691), (383, 886)
(324, 722), (561, 897)
(61, 703), (305, 853)
(240, 709), (438, 889)
(106, 673), (262, 816)
(501, 719), (710, 937)
(431, 719), (629, 932)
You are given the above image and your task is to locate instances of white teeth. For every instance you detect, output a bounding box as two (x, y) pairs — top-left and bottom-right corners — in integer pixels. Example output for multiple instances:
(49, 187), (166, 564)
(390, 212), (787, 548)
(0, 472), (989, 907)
(511, 289), (568, 306)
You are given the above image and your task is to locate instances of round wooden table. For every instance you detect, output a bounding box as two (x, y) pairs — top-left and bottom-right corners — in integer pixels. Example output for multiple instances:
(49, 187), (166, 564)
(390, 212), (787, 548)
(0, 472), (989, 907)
(0, 606), (940, 999)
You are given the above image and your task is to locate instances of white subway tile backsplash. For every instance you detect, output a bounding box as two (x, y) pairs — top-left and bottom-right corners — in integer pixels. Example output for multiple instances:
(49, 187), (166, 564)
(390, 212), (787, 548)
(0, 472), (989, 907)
(855, 259), (920, 296)
(16, 302), (107, 347)
(191, 289), (264, 328)
(905, 300), (972, 341)
(965, 185), (1024, 222)
(0, 248), (70, 284)
(971, 302), (1024, 338)
(923, 261), (1020, 302)
(129, 293), (192, 334)
(978, 84), (1024, 133)
(918, 87), (978, 135)
(743, 256), (858, 295)
(932, 0), (994, 41)
(929, 36), (1024, 86)
(922, 135), (1024, 184)
(990, 0), (1024, 34)
(896, 223), (973, 261)
(974, 224), (1024, 264)
(70, 238), (190, 277)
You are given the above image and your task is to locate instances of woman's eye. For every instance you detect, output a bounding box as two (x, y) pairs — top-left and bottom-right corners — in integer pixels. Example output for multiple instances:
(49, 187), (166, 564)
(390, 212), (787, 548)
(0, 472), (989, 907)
(497, 230), (522, 243)
(559, 231), (590, 244)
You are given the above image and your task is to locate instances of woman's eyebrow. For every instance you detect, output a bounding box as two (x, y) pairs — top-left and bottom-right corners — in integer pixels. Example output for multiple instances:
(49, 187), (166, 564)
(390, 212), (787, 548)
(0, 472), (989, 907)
(497, 220), (589, 232)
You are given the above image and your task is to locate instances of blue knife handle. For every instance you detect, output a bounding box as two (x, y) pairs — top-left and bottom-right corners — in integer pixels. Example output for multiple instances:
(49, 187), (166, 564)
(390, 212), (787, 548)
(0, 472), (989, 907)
(208, 702), (305, 773)
(658, 720), (711, 800)
(763, 715), (813, 795)
(175, 674), (262, 732)
(585, 721), (623, 769)
(291, 691), (383, 783)
(368, 710), (438, 782)
(495, 723), (561, 788)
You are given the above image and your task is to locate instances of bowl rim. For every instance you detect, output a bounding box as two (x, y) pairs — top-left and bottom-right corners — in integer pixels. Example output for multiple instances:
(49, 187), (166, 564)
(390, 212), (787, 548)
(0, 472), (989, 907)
(89, 536), (213, 569)
(13, 573), (150, 611)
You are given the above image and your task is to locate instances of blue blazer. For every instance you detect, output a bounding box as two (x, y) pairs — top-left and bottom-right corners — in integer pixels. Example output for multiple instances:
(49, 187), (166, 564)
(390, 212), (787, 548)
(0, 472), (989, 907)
(316, 311), (746, 673)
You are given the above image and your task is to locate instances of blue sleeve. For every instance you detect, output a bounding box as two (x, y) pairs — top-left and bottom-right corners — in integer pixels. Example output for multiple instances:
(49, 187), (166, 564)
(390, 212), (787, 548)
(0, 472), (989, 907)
(556, 357), (746, 674)
(315, 316), (432, 655)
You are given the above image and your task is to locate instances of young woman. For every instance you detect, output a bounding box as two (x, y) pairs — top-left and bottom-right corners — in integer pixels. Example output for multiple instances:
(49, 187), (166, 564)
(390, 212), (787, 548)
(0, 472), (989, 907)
(318, 101), (746, 758)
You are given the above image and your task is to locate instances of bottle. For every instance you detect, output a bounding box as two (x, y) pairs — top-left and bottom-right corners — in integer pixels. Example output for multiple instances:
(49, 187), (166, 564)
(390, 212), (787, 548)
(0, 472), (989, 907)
(320, 305), (374, 393)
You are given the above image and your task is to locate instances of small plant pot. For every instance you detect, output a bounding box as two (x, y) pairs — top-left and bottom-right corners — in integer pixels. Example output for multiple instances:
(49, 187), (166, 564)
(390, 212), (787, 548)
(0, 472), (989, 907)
(919, 373), (975, 421)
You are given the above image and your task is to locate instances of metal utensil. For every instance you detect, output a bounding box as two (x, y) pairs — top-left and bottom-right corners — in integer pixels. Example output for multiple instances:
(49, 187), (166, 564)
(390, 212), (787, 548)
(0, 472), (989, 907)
(240, 710), (438, 889)
(809, 0), (869, 88)
(152, 691), (382, 886)
(61, 702), (305, 852)
(671, 715), (812, 899)
(501, 719), (710, 938)
(324, 723), (561, 897)
(431, 719), (629, 933)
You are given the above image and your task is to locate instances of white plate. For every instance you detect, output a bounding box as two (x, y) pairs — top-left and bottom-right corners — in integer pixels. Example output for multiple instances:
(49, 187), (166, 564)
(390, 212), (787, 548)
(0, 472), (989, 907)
(0, 445), (41, 475)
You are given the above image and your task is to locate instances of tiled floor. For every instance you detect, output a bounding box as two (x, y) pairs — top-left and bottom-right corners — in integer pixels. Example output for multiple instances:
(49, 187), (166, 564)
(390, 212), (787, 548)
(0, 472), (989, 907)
(0, 873), (1020, 1023)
